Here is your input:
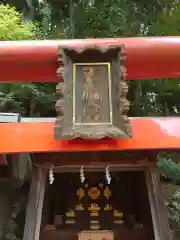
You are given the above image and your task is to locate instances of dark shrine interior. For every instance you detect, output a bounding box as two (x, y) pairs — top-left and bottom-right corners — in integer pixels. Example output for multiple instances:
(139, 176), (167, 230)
(40, 171), (154, 240)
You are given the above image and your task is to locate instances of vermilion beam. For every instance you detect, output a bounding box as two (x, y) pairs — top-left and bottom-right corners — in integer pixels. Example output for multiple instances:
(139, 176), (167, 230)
(0, 118), (180, 154)
(0, 37), (180, 82)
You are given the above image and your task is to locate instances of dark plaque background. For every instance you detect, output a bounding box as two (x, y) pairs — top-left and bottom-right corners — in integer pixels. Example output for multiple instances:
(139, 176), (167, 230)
(74, 63), (111, 125)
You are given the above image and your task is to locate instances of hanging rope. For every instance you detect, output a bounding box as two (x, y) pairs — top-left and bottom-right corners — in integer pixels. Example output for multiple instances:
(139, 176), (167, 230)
(105, 165), (111, 184)
(49, 165), (54, 184)
(80, 165), (85, 183)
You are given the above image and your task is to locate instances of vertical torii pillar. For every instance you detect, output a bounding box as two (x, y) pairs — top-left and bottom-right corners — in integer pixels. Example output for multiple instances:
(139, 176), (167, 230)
(146, 167), (171, 240)
(23, 167), (46, 240)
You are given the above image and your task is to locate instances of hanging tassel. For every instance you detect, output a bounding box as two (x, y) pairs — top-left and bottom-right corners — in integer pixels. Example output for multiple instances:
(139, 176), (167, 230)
(49, 165), (54, 184)
(105, 165), (111, 184)
(80, 165), (85, 183)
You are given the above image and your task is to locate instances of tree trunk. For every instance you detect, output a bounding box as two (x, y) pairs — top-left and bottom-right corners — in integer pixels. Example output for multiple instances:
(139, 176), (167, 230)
(69, 0), (75, 38)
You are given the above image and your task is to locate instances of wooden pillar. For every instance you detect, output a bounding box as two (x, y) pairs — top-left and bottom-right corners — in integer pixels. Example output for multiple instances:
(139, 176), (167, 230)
(146, 167), (171, 240)
(23, 166), (46, 240)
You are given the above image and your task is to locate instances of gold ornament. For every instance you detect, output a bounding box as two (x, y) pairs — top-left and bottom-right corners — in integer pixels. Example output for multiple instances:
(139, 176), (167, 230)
(77, 188), (84, 200)
(76, 204), (84, 211)
(104, 186), (112, 199)
(88, 187), (100, 200)
(113, 210), (123, 217)
(65, 210), (75, 217)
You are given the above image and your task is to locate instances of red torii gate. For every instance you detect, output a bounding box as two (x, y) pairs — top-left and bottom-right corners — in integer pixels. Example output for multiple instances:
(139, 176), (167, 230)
(0, 37), (180, 153)
(0, 37), (180, 240)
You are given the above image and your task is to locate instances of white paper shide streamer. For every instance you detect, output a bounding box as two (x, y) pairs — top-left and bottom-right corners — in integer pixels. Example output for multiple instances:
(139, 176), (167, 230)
(49, 165), (54, 184)
(105, 165), (111, 184)
(80, 165), (85, 183)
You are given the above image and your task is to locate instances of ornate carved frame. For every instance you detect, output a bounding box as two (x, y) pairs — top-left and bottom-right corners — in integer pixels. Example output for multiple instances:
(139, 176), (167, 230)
(55, 45), (131, 140)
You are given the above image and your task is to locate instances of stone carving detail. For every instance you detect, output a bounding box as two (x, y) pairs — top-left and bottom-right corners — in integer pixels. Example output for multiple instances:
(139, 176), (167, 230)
(55, 82), (65, 133)
(55, 45), (132, 140)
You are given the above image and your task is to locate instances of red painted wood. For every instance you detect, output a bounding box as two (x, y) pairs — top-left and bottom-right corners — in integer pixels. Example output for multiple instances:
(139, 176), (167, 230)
(0, 118), (179, 154)
(0, 37), (180, 82)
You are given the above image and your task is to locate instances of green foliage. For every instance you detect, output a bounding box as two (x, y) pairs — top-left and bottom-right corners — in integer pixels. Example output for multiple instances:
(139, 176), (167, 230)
(0, 4), (57, 117)
(158, 153), (180, 183)
(165, 190), (180, 229)
(0, 83), (56, 117)
(0, 4), (37, 40)
(149, 2), (180, 36)
(158, 152), (180, 229)
(3, 187), (28, 240)
(35, 2), (66, 39)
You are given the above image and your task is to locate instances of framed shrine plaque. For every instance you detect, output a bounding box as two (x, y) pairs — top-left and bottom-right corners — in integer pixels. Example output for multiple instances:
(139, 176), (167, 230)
(55, 45), (132, 140)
